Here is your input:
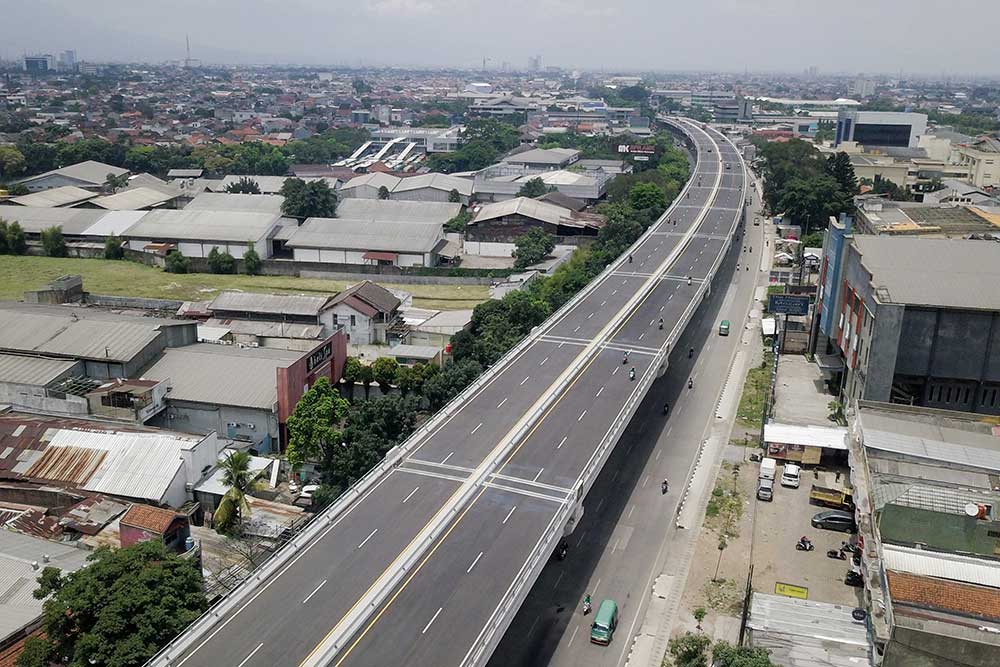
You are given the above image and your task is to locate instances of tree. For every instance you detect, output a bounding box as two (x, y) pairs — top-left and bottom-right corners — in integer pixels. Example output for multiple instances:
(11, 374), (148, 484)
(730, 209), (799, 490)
(6, 221), (27, 255)
(448, 188), (462, 203)
(0, 145), (26, 180)
(629, 181), (667, 212)
(513, 227), (556, 269)
(40, 225), (66, 257)
(341, 357), (363, 401)
(377, 185), (391, 200)
(243, 245), (262, 275)
(421, 359), (482, 411)
(285, 377), (351, 484)
(667, 632), (711, 667)
(104, 234), (124, 259)
(280, 177), (338, 219)
(164, 249), (189, 274)
(0, 219), (8, 254)
(17, 541), (207, 667)
(207, 246), (236, 274)
(225, 176), (261, 194)
(826, 152), (858, 196)
(371, 357), (400, 394)
(359, 363), (374, 400)
(712, 641), (777, 667)
(517, 177), (549, 198)
(104, 172), (129, 193)
(213, 450), (254, 535)
(776, 174), (851, 235)
(444, 209), (471, 233)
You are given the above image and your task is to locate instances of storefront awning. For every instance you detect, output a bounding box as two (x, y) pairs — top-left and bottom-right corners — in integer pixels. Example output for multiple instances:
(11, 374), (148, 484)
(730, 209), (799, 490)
(363, 251), (398, 262)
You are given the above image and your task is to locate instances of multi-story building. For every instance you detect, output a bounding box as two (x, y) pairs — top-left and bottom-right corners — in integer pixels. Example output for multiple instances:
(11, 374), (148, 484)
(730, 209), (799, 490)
(835, 110), (928, 149)
(23, 54), (53, 74)
(955, 136), (1000, 189)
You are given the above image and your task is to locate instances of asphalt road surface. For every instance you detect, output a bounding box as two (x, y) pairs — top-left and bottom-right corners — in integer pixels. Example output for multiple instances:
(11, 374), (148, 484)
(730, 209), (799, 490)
(165, 120), (745, 667)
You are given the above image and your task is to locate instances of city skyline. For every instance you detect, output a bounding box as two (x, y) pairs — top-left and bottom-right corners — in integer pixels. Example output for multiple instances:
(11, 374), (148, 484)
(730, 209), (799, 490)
(3, 0), (1000, 76)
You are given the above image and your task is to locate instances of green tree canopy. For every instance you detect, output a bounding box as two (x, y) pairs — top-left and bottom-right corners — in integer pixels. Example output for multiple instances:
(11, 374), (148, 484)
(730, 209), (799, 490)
(0, 145), (26, 180)
(285, 377), (351, 481)
(667, 632), (711, 667)
(377, 185), (391, 199)
(712, 640), (777, 667)
(41, 225), (67, 257)
(280, 177), (338, 219)
(164, 249), (189, 274)
(242, 245), (262, 275)
(513, 227), (556, 269)
(517, 177), (549, 199)
(225, 176), (262, 194)
(452, 290), (551, 367)
(16, 541), (207, 667)
(207, 246), (236, 274)
(104, 234), (124, 260)
(629, 181), (667, 212)
(371, 357), (401, 394)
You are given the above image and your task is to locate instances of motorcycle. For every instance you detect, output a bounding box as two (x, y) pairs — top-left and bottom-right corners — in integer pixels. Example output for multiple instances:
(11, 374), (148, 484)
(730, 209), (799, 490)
(688, 347), (694, 359)
(826, 549), (847, 560)
(629, 367), (636, 381)
(845, 571), (864, 587)
(662, 403), (670, 416)
(555, 542), (568, 561)
(688, 378), (694, 389)
(795, 537), (815, 552)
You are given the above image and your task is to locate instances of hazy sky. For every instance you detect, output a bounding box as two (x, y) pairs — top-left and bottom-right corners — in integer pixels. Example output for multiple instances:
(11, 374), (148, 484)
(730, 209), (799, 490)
(3, 0), (999, 76)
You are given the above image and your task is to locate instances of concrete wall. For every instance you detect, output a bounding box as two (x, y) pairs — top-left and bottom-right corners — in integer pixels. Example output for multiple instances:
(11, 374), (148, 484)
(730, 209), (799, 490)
(885, 623), (1000, 667)
(86, 294), (184, 311)
(0, 381), (89, 416)
(331, 304), (374, 344)
(862, 302), (904, 403)
(292, 247), (429, 268)
(22, 174), (96, 193)
(152, 401), (278, 453)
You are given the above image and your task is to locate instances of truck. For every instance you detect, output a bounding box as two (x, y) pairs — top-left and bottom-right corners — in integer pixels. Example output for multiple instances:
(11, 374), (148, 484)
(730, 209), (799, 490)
(809, 484), (854, 511)
(759, 457), (776, 481)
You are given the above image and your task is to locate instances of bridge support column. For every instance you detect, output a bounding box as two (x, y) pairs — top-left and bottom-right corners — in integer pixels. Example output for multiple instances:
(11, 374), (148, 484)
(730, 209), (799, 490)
(657, 357), (669, 378)
(563, 502), (586, 536)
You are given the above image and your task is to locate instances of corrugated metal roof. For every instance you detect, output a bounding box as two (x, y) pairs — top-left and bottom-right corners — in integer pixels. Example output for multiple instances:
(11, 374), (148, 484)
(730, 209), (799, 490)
(207, 291), (332, 317)
(17, 160), (127, 187)
(0, 205), (108, 235)
(0, 311), (162, 363)
(79, 210), (148, 237)
(44, 428), (201, 503)
(748, 592), (870, 646)
(141, 344), (300, 410)
(211, 175), (338, 194)
(123, 209), (282, 243)
(341, 172), (401, 191)
(193, 452), (273, 497)
(0, 354), (77, 386)
(393, 173), (472, 196)
(337, 199), (461, 224)
(89, 186), (175, 210)
(884, 544), (1000, 588)
(764, 422), (848, 450)
(862, 425), (1000, 473)
(502, 147), (579, 165)
(9, 185), (97, 207)
(288, 218), (443, 254)
(0, 529), (89, 639)
(184, 192), (285, 215)
(473, 197), (572, 226)
(853, 236), (1000, 310)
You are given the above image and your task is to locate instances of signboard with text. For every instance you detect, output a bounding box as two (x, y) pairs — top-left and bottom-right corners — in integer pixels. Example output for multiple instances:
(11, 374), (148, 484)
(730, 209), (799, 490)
(617, 144), (655, 155)
(774, 582), (809, 599)
(768, 294), (810, 316)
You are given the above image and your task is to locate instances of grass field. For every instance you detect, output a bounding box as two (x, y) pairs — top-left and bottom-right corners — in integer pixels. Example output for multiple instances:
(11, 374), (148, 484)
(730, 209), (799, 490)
(735, 348), (775, 430)
(0, 256), (490, 311)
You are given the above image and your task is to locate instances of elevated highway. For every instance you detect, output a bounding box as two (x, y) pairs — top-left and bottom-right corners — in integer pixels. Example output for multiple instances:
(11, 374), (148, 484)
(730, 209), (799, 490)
(149, 118), (747, 667)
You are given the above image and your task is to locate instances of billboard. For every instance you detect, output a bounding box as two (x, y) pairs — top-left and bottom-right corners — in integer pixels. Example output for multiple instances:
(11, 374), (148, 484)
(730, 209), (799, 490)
(768, 294), (810, 316)
(617, 144), (655, 155)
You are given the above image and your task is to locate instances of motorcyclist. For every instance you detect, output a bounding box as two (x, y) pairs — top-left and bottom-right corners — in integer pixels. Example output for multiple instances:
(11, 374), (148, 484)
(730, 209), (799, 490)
(658, 318), (664, 330)
(661, 479), (669, 494)
(583, 594), (592, 615)
(688, 347), (694, 358)
(629, 367), (636, 381)
(663, 402), (670, 415)
(622, 351), (629, 365)
(688, 377), (694, 389)
(628, 253), (633, 264)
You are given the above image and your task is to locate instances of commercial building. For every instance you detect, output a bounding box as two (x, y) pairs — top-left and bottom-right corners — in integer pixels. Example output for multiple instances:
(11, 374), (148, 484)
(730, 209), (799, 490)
(849, 403), (1000, 666)
(501, 148), (580, 170)
(852, 196), (1000, 237)
(339, 173), (472, 204)
(335, 199), (461, 224)
(955, 135), (1000, 189)
(835, 110), (928, 149)
(22, 55), (53, 74)
(472, 163), (612, 203)
(814, 233), (1000, 414)
(141, 332), (346, 451)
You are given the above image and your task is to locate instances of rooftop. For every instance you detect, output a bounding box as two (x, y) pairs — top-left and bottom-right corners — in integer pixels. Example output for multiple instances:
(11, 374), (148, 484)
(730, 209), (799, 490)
(120, 504), (185, 534)
(9, 185), (96, 208)
(88, 186), (176, 211)
(0, 353), (77, 386)
(141, 344), (301, 410)
(330, 280), (401, 316)
(0, 309), (166, 363)
(207, 291), (333, 318)
(336, 199), (461, 224)
(123, 209), (283, 243)
(502, 148), (579, 165)
(287, 218), (443, 254)
(0, 205), (108, 235)
(184, 192), (286, 215)
(16, 160), (127, 187)
(852, 236), (1000, 311)
(472, 197), (573, 227)
(888, 570), (1000, 622)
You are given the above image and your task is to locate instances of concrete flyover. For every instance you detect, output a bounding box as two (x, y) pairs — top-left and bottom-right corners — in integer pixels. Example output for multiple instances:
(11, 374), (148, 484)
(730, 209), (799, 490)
(147, 118), (748, 667)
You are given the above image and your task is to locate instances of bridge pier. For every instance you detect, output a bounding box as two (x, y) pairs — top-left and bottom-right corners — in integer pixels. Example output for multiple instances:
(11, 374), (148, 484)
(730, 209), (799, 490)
(563, 501), (586, 536)
(656, 356), (669, 378)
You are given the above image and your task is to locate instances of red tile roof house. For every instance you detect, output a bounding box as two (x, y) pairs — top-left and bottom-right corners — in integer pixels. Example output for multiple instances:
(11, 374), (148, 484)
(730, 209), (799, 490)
(119, 503), (190, 553)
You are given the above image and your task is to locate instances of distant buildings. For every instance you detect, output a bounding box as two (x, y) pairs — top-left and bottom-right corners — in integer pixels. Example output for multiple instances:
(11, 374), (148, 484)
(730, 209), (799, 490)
(834, 110), (928, 149)
(955, 136), (1000, 189)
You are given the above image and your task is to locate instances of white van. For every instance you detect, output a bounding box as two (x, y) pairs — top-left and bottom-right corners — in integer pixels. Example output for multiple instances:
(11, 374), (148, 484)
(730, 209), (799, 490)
(759, 457), (777, 481)
(781, 463), (801, 488)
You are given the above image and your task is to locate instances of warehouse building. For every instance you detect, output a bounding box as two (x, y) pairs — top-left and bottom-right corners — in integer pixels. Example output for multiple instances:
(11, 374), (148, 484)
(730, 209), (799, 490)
(183, 192), (286, 215)
(13, 160), (128, 193)
(122, 209), (286, 259)
(466, 197), (604, 257)
(286, 218), (445, 267)
(335, 199), (461, 225)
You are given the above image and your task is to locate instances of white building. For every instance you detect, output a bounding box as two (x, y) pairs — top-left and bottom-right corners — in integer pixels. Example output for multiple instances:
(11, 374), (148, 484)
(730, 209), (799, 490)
(123, 209), (285, 259)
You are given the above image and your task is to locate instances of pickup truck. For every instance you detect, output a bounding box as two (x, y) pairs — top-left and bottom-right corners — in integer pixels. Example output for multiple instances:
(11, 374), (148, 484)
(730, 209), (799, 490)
(809, 484), (855, 511)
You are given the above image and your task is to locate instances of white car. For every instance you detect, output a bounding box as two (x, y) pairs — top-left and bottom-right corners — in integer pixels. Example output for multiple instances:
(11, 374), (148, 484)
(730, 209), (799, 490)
(780, 464), (801, 488)
(299, 484), (321, 499)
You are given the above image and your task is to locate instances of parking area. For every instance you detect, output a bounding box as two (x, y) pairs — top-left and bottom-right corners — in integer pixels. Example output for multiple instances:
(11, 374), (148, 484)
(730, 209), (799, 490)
(751, 459), (862, 606)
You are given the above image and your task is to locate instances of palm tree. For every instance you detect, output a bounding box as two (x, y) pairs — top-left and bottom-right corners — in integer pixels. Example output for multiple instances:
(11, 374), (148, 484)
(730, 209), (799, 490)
(214, 451), (253, 535)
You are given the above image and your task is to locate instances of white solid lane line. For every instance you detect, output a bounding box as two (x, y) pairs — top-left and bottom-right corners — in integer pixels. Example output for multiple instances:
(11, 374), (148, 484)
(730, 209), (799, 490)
(237, 643), (264, 667)
(578, 409), (588, 422)
(557, 436), (568, 449)
(422, 607), (443, 634)
(520, 376), (530, 386)
(568, 626), (579, 647)
(302, 580), (328, 604)
(502, 506), (517, 524)
(540, 356), (549, 366)
(466, 551), (484, 573)
(402, 486), (419, 504)
(497, 398), (508, 408)
(596, 386), (604, 398)
(441, 451), (454, 464)
(533, 468), (545, 482)
(357, 528), (378, 549)
(471, 422), (483, 435)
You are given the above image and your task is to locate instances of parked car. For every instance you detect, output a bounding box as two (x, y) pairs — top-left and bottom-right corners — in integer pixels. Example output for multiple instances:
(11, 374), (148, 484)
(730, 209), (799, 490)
(759, 457), (776, 481)
(757, 478), (774, 502)
(811, 509), (857, 532)
(781, 464), (801, 488)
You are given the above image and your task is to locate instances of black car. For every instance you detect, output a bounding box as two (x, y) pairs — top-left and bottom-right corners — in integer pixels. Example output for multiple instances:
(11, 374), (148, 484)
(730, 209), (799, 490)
(811, 510), (857, 532)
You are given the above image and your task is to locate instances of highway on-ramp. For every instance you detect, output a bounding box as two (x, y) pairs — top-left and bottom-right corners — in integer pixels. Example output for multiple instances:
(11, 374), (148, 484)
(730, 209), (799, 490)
(151, 119), (747, 667)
